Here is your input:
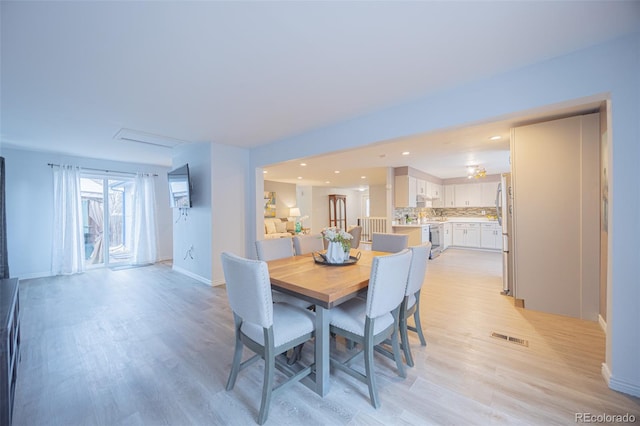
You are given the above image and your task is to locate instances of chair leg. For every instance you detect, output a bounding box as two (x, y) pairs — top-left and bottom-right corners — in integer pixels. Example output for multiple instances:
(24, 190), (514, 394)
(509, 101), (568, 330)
(390, 327), (406, 379)
(399, 312), (414, 368)
(413, 308), (427, 346)
(225, 331), (244, 391)
(258, 343), (275, 425)
(364, 337), (380, 409)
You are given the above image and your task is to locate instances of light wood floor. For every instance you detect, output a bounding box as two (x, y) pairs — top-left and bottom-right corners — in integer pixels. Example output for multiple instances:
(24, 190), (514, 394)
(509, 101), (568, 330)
(12, 249), (640, 425)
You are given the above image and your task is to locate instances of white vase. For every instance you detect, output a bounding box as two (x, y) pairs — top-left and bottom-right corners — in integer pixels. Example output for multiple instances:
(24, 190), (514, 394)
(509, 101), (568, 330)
(326, 241), (345, 263)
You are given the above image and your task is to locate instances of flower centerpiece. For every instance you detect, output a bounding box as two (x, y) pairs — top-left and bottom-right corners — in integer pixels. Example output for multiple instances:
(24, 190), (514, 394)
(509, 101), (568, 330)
(323, 227), (353, 263)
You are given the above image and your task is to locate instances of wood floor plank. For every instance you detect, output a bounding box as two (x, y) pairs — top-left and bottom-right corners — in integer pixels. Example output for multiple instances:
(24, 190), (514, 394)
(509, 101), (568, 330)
(11, 252), (640, 425)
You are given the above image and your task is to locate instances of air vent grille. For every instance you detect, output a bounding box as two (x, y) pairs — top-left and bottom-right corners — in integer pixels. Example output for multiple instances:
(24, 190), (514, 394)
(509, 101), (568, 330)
(114, 128), (186, 148)
(491, 331), (529, 347)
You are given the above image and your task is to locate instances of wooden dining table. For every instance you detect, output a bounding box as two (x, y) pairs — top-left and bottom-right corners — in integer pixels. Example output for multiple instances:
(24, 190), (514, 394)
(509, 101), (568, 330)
(266, 249), (388, 397)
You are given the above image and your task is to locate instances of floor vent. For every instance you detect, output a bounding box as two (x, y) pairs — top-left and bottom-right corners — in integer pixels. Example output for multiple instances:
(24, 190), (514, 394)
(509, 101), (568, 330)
(491, 332), (529, 347)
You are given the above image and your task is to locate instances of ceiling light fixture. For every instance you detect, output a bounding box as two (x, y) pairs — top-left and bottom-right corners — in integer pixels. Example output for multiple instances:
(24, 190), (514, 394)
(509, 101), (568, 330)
(334, 170), (340, 174)
(297, 176), (303, 180)
(466, 165), (487, 179)
(402, 151), (410, 156)
(361, 176), (366, 179)
(300, 163), (307, 166)
(489, 135), (502, 140)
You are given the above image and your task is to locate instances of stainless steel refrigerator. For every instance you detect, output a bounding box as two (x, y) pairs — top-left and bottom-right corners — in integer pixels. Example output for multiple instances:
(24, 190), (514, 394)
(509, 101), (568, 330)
(496, 173), (514, 295)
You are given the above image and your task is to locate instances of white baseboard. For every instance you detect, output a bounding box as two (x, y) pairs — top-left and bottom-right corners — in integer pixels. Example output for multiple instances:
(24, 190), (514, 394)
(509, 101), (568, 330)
(172, 265), (212, 286)
(15, 271), (53, 280)
(602, 362), (640, 397)
(598, 314), (607, 333)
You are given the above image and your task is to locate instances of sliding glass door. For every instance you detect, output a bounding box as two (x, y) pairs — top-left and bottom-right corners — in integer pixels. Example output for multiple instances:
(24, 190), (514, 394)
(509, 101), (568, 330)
(80, 175), (134, 267)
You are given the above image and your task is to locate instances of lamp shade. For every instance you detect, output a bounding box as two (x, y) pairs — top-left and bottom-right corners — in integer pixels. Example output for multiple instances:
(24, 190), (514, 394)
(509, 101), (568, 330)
(289, 207), (301, 217)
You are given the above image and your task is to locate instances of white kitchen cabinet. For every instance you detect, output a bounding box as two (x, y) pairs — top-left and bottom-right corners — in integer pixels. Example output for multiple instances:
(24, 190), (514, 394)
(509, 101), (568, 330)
(395, 175), (417, 207)
(480, 181), (500, 208)
(416, 179), (427, 197)
(480, 223), (502, 250)
(454, 184), (482, 207)
(452, 222), (481, 247)
(443, 223), (452, 250)
(444, 185), (456, 207)
(431, 182), (443, 207)
(421, 225), (430, 244)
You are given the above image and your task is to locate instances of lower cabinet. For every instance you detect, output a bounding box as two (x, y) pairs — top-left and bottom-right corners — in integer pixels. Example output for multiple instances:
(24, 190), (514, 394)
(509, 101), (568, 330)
(452, 223), (480, 247)
(480, 223), (502, 250)
(443, 223), (452, 250)
(450, 222), (501, 249)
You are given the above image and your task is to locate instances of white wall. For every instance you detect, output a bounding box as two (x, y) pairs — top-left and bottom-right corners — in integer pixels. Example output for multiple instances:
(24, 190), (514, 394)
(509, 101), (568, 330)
(172, 142), (212, 284)
(248, 33), (640, 396)
(3, 146), (173, 279)
(369, 184), (388, 217)
(264, 180), (297, 218)
(296, 184), (313, 230)
(211, 142), (249, 285)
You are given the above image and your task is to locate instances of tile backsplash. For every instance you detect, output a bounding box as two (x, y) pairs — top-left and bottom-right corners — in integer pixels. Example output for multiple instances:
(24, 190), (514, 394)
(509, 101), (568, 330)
(394, 207), (496, 219)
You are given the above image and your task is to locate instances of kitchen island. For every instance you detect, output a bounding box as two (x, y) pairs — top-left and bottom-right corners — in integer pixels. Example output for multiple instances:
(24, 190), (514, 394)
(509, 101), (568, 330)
(391, 224), (430, 246)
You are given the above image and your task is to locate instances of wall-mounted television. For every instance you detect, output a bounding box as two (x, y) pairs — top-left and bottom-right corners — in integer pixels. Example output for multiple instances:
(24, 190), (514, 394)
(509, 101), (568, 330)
(168, 164), (192, 208)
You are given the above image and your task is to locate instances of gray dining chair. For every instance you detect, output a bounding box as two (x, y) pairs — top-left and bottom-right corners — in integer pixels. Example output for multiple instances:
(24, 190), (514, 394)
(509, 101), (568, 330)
(255, 239), (312, 310)
(347, 226), (362, 249)
(292, 233), (324, 255)
(255, 237), (294, 262)
(221, 252), (316, 425)
(329, 249), (412, 408)
(400, 243), (431, 367)
(371, 233), (409, 253)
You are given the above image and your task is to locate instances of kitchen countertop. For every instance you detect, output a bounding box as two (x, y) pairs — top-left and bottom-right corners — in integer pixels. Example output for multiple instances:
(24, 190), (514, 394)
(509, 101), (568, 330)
(392, 217), (499, 226)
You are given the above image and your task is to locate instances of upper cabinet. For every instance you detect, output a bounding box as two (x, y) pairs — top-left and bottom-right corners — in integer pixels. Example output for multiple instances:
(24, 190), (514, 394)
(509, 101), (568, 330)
(444, 185), (456, 207)
(454, 183), (482, 207)
(395, 175), (417, 207)
(416, 179), (427, 197)
(480, 181), (500, 208)
(442, 182), (500, 208)
(430, 182), (443, 207)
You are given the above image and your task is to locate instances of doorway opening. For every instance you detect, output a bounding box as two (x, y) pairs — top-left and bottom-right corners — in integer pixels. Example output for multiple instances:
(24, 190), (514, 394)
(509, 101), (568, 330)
(81, 175), (135, 267)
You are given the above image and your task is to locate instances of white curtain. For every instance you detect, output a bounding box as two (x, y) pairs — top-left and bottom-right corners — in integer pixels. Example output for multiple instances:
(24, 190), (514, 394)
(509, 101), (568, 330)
(52, 165), (85, 275)
(87, 199), (104, 264)
(130, 173), (157, 265)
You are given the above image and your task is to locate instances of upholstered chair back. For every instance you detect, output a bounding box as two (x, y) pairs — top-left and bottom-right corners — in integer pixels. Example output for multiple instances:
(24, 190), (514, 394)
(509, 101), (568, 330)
(293, 234), (324, 255)
(221, 252), (273, 328)
(255, 238), (294, 261)
(406, 243), (431, 297)
(365, 249), (412, 319)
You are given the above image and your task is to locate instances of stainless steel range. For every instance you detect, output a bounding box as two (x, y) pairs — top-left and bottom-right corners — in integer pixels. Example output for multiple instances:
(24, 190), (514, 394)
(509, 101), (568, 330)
(428, 222), (444, 259)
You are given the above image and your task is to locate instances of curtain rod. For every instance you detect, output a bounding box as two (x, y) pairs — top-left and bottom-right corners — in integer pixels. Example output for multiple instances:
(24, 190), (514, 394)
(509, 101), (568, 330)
(47, 163), (158, 177)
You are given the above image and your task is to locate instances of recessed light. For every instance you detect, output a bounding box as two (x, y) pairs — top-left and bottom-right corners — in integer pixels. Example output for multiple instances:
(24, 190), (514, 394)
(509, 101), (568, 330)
(300, 163), (307, 166)
(297, 176), (303, 180)
(361, 176), (366, 179)
(334, 170), (340, 174)
(263, 170), (268, 174)
(489, 135), (502, 140)
(325, 181), (330, 184)
(402, 151), (410, 156)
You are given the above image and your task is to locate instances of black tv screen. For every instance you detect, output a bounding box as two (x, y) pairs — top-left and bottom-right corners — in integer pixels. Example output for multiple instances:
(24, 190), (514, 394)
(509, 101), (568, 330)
(168, 164), (192, 208)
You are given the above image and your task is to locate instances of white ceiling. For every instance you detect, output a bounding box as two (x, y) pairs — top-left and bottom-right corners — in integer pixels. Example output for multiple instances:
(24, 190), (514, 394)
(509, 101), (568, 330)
(2, 1), (639, 182)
